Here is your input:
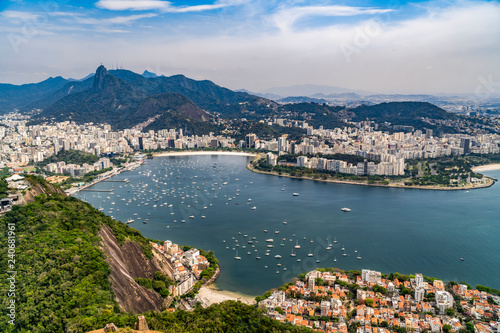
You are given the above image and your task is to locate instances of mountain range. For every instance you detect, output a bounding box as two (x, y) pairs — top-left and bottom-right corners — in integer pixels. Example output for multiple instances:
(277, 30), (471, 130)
(10, 65), (273, 135)
(1, 66), (490, 136)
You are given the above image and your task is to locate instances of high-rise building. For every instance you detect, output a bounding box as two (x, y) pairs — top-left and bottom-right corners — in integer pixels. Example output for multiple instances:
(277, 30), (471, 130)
(245, 133), (257, 148)
(278, 136), (287, 152)
(138, 137), (144, 150)
(461, 138), (471, 154)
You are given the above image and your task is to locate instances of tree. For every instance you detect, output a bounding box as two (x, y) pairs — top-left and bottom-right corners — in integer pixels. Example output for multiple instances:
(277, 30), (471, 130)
(443, 325), (452, 333)
(365, 298), (374, 307)
(445, 308), (455, 317)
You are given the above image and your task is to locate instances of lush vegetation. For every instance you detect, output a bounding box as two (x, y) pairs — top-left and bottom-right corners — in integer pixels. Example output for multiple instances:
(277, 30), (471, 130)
(351, 102), (458, 135)
(37, 150), (99, 168)
(135, 271), (174, 298)
(0, 186), (156, 333)
(141, 301), (313, 333)
(404, 155), (493, 187)
(0, 178), (9, 198)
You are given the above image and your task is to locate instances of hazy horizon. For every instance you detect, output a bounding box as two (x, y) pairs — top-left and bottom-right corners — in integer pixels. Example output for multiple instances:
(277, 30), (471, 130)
(1, 0), (499, 96)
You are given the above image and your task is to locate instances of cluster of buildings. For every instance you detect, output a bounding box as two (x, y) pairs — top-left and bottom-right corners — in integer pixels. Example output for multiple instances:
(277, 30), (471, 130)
(266, 152), (405, 176)
(150, 240), (210, 297)
(43, 157), (112, 177)
(259, 125), (500, 177)
(0, 113), (235, 168)
(1, 109), (500, 180)
(259, 269), (500, 333)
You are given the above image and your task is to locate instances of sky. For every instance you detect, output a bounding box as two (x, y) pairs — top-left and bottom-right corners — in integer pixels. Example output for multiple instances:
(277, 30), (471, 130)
(0, 0), (499, 95)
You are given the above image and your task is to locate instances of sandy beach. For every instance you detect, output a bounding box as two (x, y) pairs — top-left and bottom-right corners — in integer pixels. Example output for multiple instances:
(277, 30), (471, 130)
(154, 151), (258, 158)
(197, 285), (256, 306)
(472, 163), (500, 172)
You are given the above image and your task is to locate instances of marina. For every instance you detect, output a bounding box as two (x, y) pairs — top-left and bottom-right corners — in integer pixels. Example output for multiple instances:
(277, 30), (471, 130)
(74, 154), (500, 296)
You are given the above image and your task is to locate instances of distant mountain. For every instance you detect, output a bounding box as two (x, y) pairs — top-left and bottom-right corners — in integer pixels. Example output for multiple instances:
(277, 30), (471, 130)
(350, 102), (458, 133)
(68, 73), (95, 82)
(32, 66), (249, 134)
(142, 70), (158, 78)
(0, 76), (68, 112)
(235, 89), (282, 100)
(260, 84), (372, 98)
(24, 77), (94, 111)
(278, 96), (329, 104)
(364, 94), (441, 103)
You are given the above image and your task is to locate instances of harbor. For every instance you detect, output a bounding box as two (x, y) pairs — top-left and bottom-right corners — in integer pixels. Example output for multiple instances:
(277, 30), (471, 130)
(73, 154), (500, 296)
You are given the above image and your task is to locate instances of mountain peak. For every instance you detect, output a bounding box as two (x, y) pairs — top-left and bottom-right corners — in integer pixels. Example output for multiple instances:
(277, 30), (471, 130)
(92, 65), (109, 93)
(142, 70), (158, 78)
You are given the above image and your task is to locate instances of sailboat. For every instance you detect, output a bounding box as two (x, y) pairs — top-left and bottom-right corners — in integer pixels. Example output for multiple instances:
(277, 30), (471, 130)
(234, 250), (241, 260)
(290, 249), (296, 257)
(294, 240), (301, 249)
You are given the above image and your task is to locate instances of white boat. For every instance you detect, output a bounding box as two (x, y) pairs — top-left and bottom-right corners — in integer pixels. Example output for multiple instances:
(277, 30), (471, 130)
(275, 255), (282, 259)
(266, 239), (274, 243)
(251, 206), (257, 210)
(294, 240), (301, 249)
(282, 221), (287, 225)
(234, 250), (241, 260)
(126, 219), (134, 224)
(341, 207), (351, 212)
(290, 249), (296, 257)
(292, 193), (299, 196)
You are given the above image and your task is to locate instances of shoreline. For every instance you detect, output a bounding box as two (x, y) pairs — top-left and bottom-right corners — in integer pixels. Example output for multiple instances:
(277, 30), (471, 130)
(67, 151), (499, 197)
(247, 163), (495, 191)
(154, 151), (259, 158)
(197, 283), (256, 306)
(472, 163), (500, 172)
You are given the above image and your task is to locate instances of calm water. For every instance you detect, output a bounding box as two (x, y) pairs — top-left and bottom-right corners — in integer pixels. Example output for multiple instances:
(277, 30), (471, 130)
(74, 155), (500, 296)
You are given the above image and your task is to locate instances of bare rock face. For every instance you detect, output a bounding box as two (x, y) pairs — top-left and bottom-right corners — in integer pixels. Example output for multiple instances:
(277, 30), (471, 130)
(98, 225), (166, 313)
(134, 316), (149, 331)
(22, 181), (66, 204)
(103, 323), (118, 332)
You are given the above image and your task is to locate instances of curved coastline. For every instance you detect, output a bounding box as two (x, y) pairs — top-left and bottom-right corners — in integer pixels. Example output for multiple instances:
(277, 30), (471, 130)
(247, 162), (495, 191)
(154, 151), (259, 158)
(471, 163), (500, 172)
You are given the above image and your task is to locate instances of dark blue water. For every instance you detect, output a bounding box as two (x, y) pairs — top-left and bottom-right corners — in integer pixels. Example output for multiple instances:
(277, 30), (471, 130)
(75, 155), (500, 296)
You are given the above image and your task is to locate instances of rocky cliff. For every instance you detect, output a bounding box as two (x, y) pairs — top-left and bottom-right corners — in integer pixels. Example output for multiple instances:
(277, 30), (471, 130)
(98, 225), (173, 313)
(22, 176), (67, 204)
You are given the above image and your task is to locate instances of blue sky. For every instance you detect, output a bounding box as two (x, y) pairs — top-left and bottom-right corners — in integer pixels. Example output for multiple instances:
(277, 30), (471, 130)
(0, 0), (499, 95)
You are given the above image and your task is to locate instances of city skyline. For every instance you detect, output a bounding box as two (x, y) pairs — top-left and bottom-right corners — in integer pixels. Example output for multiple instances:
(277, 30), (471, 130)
(1, 0), (499, 95)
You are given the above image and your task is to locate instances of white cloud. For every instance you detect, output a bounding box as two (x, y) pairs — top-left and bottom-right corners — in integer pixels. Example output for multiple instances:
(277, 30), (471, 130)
(96, 0), (171, 11)
(95, 0), (244, 12)
(73, 13), (157, 25)
(272, 5), (394, 32)
(0, 0), (498, 95)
